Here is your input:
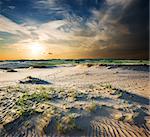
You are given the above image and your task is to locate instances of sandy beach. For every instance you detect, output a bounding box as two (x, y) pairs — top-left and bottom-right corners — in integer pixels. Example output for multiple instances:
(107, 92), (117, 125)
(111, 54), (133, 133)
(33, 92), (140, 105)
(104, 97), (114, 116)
(0, 62), (149, 137)
(0, 0), (149, 136)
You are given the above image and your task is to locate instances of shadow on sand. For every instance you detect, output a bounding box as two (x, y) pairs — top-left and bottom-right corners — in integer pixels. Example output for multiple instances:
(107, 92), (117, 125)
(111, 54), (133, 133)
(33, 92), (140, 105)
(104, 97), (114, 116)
(114, 89), (149, 105)
(1, 112), (40, 137)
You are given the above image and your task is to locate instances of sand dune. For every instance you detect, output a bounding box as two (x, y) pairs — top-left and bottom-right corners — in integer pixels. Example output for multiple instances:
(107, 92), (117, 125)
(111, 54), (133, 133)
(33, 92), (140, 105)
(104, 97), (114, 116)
(0, 64), (149, 97)
(0, 63), (149, 136)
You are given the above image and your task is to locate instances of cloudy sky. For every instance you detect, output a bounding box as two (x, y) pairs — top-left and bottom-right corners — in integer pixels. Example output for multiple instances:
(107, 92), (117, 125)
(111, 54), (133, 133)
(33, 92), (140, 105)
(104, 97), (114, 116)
(0, 0), (149, 60)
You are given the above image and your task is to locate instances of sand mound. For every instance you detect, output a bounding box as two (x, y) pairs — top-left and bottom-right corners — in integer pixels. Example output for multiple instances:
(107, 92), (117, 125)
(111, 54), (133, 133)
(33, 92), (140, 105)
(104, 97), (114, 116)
(19, 76), (50, 84)
(6, 69), (17, 72)
(76, 63), (95, 68)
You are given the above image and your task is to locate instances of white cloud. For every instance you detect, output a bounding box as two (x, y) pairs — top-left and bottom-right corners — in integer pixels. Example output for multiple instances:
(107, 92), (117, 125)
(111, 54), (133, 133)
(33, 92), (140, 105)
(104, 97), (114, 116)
(8, 6), (15, 9)
(34, 0), (64, 12)
(0, 0), (131, 51)
(0, 15), (31, 36)
(0, 14), (76, 47)
(106, 0), (133, 8)
(37, 0), (56, 5)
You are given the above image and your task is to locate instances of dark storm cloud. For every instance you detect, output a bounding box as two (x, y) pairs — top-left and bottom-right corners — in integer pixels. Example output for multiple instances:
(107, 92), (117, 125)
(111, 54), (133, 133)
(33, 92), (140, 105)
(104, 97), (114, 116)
(119, 0), (149, 51)
(89, 0), (149, 59)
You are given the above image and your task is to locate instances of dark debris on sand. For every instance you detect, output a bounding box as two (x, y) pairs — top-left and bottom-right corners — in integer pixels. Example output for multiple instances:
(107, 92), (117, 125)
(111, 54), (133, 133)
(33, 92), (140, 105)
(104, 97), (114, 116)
(19, 76), (50, 85)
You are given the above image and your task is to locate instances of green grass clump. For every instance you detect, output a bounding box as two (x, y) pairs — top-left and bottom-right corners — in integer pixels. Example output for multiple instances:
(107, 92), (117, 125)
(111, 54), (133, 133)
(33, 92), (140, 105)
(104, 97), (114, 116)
(57, 115), (77, 134)
(114, 114), (125, 121)
(114, 113), (134, 122)
(17, 108), (39, 116)
(117, 92), (123, 98)
(16, 92), (50, 106)
(86, 103), (97, 113)
(31, 60), (72, 67)
(124, 114), (134, 122)
(100, 83), (113, 89)
(96, 59), (149, 65)
(67, 92), (78, 101)
(24, 121), (32, 128)
(89, 84), (94, 89)
(105, 84), (112, 89)
(16, 92), (51, 116)
(36, 86), (46, 91)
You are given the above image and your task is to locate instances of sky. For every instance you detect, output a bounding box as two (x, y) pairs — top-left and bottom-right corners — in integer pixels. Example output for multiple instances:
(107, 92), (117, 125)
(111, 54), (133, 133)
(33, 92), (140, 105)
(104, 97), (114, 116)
(0, 0), (149, 60)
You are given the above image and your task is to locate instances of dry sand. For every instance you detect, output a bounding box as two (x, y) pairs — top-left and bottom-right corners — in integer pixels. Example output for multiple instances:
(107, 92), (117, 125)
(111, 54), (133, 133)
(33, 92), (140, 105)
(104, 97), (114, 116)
(0, 63), (149, 136)
(0, 64), (149, 97)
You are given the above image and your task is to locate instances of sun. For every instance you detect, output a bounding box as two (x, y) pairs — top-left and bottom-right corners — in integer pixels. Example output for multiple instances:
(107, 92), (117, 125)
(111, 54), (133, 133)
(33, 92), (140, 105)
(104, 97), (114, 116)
(29, 43), (45, 57)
